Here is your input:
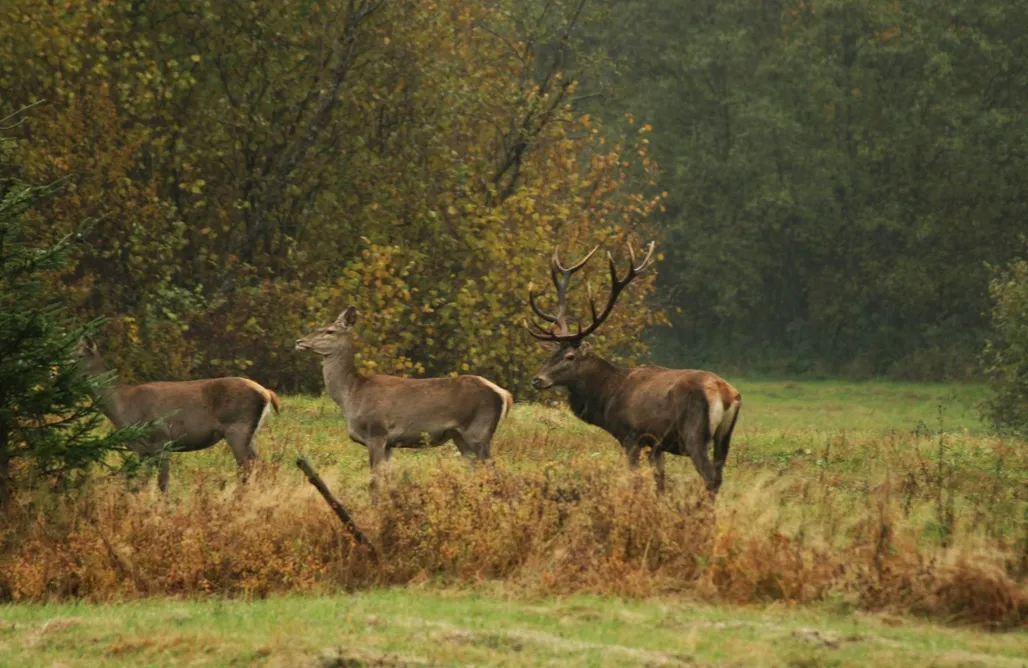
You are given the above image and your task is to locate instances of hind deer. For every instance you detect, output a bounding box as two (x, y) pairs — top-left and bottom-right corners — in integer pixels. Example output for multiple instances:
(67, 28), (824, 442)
(527, 242), (741, 494)
(296, 306), (513, 486)
(76, 338), (280, 492)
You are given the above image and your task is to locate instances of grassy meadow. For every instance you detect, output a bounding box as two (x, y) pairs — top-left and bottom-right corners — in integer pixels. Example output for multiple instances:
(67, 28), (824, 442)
(4, 589), (1028, 667)
(1, 378), (1026, 666)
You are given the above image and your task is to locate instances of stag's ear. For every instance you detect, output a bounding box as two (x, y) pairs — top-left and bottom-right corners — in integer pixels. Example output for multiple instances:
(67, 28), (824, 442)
(578, 341), (592, 355)
(336, 305), (358, 327)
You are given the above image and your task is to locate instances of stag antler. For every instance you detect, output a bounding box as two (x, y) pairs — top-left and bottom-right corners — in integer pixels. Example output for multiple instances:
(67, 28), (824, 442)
(527, 241), (656, 344)
(528, 244), (600, 337)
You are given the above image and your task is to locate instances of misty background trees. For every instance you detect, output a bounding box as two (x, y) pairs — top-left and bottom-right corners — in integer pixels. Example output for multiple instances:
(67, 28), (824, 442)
(1, 0), (1026, 408)
(579, 0), (1028, 380)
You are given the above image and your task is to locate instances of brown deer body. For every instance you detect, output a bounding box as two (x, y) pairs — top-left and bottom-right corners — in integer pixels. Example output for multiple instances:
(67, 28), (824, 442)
(528, 243), (741, 493)
(77, 339), (280, 491)
(296, 306), (513, 473)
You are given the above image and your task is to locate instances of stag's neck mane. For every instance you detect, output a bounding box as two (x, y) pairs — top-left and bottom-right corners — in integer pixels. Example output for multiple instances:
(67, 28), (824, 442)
(564, 355), (628, 428)
(322, 345), (367, 416)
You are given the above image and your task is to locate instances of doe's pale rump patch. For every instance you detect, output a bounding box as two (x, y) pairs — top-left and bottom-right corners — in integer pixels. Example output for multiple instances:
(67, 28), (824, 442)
(474, 376), (514, 421)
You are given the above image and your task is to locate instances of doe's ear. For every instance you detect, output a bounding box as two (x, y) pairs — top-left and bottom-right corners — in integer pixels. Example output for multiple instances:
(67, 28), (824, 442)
(79, 336), (98, 354)
(336, 305), (358, 327)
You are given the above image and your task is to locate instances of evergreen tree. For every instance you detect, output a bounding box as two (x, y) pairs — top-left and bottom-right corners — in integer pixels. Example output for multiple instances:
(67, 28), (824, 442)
(0, 180), (142, 507)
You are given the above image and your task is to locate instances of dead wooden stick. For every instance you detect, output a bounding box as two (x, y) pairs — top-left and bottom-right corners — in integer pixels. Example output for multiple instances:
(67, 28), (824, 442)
(296, 457), (377, 559)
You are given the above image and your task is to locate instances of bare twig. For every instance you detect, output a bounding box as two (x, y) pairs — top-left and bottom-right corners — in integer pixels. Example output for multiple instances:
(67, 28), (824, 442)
(296, 457), (378, 559)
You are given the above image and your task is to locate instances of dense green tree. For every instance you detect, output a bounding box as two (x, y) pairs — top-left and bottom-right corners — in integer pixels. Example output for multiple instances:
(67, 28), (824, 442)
(581, 0), (1028, 378)
(0, 0), (659, 395)
(0, 174), (143, 507)
(982, 251), (1028, 438)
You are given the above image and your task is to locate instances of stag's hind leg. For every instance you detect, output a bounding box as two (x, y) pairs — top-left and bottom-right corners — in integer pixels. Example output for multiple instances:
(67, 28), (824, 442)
(712, 399), (741, 491)
(678, 390), (719, 493)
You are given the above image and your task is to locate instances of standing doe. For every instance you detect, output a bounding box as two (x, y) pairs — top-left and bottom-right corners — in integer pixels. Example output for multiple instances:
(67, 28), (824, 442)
(295, 306), (513, 479)
(527, 242), (741, 494)
(77, 338), (279, 491)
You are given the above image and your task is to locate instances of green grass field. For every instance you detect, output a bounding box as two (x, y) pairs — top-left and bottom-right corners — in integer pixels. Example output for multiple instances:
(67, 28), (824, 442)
(733, 378), (989, 434)
(2, 379), (1026, 666)
(3, 589), (1028, 667)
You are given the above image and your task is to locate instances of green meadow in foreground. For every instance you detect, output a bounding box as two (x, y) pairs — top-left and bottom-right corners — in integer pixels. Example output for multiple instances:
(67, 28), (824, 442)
(2, 589), (1027, 667)
(1, 379), (1025, 667)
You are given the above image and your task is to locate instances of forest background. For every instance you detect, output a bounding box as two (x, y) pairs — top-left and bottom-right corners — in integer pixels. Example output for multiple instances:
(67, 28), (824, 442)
(2, 0), (1026, 398)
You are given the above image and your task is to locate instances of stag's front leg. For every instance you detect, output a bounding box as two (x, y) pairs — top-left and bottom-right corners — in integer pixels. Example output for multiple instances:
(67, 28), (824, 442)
(622, 434), (642, 468)
(648, 448), (667, 493)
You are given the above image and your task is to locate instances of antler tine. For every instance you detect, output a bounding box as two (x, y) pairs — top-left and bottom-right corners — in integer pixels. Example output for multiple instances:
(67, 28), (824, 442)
(525, 318), (561, 341)
(528, 290), (559, 323)
(568, 240), (657, 342)
(527, 242), (642, 344)
(553, 244), (599, 274)
(633, 240), (656, 273)
(613, 241), (657, 289)
(548, 244), (602, 335)
(587, 281), (599, 324)
(549, 247), (564, 293)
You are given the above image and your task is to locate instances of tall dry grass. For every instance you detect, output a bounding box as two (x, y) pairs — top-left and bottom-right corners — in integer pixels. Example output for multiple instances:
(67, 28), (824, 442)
(1, 450), (1025, 628)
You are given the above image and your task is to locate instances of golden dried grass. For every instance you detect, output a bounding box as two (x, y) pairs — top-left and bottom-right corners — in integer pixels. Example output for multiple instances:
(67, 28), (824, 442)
(1, 455), (1024, 628)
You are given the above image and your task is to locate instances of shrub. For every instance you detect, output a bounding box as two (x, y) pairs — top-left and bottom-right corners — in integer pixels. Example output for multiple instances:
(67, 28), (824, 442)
(982, 252), (1028, 437)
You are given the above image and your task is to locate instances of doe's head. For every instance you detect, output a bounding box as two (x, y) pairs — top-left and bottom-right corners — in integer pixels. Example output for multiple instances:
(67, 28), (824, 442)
(75, 336), (107, 375)
(296, 305), (358, 356)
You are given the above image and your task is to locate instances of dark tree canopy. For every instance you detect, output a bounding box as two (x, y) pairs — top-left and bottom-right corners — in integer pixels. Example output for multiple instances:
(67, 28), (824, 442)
(578, 0), (1028, 379)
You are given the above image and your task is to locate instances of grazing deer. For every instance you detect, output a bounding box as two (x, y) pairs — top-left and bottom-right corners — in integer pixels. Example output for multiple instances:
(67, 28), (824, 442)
(76, 338), (280, 491)
(295, 306), (514, 478)
(527, 242), (741, 494)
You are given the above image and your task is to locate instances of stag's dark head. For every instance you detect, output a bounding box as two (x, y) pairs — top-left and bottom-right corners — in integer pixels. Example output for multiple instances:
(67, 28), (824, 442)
(527, 241), (655, 391)
(296, 305), (358, 356)
(531, 341), (592, 390)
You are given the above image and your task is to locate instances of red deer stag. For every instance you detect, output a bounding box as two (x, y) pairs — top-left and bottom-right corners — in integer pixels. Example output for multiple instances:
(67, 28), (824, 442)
(76, 338), (280, 491)
(527, 242), (741, 494)
(295, 306), (513, 478)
